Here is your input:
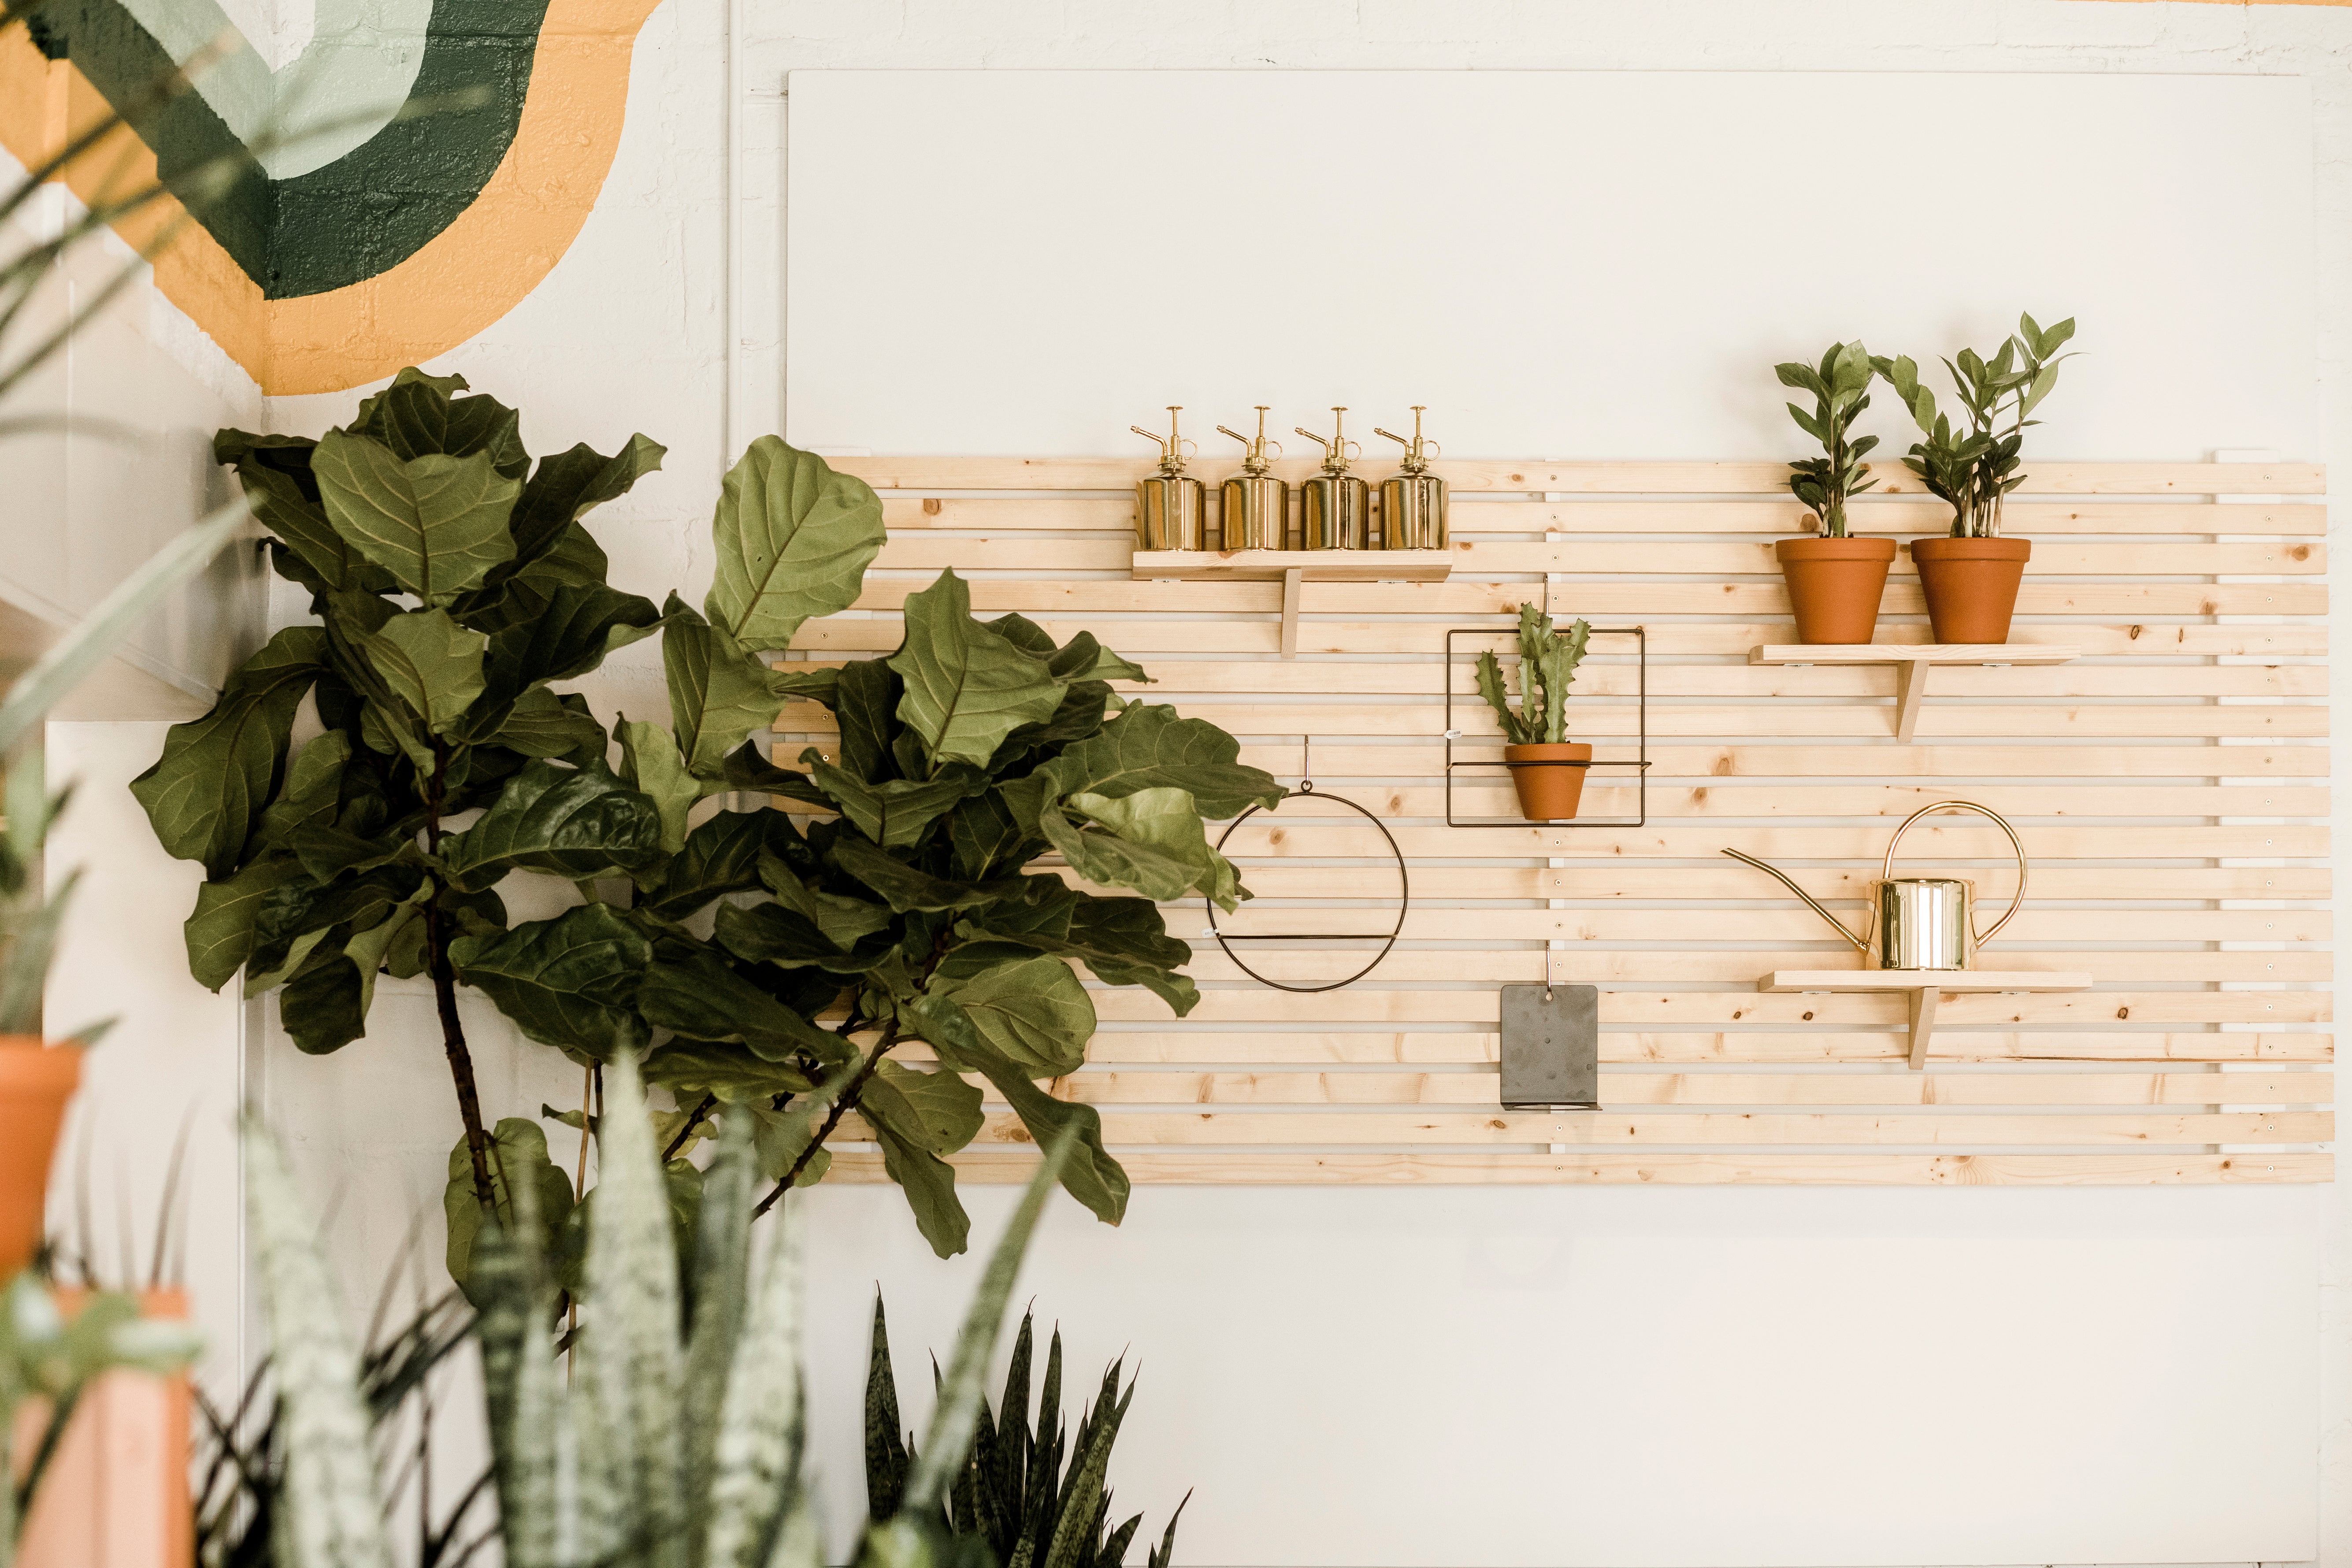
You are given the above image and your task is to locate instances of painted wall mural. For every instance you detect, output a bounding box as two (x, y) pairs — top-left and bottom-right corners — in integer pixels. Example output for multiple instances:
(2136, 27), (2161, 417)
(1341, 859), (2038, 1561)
(0, 0), (663, 394)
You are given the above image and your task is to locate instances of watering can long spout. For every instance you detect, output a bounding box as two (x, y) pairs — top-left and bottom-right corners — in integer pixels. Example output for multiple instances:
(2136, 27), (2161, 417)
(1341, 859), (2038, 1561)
(1720, 848), (1872, 954)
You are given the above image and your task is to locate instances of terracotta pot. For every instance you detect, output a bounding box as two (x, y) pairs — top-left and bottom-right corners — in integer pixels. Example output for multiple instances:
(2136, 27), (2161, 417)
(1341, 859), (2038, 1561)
(1504, 742), (1591, 821)
(0, 1038), (77, 1278)
(13, 1288), (193, 1568)
(1911, 535), (2032, 643)
(1775, 536), (1897, 644)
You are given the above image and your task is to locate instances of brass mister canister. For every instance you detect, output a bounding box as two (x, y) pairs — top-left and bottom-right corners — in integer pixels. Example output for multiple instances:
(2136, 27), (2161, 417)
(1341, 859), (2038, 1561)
(1376, 406), (1447, 551)
(1215, 407), (1288, 552)
(1131, 407), (1207, 551)
(1294, 406), (1370, 549)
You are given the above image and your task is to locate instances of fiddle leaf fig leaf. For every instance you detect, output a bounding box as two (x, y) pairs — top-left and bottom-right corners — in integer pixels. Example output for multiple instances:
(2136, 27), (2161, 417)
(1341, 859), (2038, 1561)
(664, 602), (791, 778)
(483, 689), (609, 768)
(616, 719), (698, 853)
(450, 904), (653, 1059)
(506, 434), (667, 576)
(636, 946), (848, 1063)
(642, 1040), (820, 1105)
(640, 810), (803, 921)
(444, 1116), (575, 1296)
(860, 1071), (971, 1260)
(803, 752), (980, 849)
(361, 375), (528, 475)
(890, 571), (1065, 772)
(705, 437), (885, 650)
(1041, 703), (1285, 820)
(313, 431), (519, 605)
(826, 836), (1017, 915)
(132, 627), (328, 879)
(873, 1060), (985, 1155)
(755, 849), (895, 950)
(1041, 788), (1245, 911)
(215, 433), (390, 594)
(441, 760), (666, 891)
(928, 954), (1094, 1078)
(361, 608), (489, 735)
(183, 855), (309, 991)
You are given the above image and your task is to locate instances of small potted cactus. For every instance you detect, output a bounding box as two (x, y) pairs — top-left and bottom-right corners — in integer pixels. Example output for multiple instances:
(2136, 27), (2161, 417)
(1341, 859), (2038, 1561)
(1476, 605), (1593, 821)
(1773, 339), (1894, 643)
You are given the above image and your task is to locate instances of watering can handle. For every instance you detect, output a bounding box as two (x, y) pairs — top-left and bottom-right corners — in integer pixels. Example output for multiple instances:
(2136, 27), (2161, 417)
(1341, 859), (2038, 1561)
(1881, 800), (2029, 948)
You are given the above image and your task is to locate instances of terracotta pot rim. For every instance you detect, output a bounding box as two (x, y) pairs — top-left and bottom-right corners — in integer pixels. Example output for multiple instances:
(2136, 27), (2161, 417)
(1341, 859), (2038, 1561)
(1503, 742), (1593, 762)
(0, 1040), (80, 1091)
(1910, 536), (2032, 559)
(1776, 535), (1898, 559)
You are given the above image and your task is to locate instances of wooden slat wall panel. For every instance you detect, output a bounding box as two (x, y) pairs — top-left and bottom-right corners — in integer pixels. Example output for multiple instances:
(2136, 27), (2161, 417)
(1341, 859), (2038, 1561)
(786, 459), (2332, 1186)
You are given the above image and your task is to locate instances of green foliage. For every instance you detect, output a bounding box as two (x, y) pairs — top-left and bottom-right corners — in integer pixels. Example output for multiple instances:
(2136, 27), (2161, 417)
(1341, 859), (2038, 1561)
(230, 1058), (1080, 1568)
(867, 1299), (1187, 1568)
(0, 1271), (201, 1562)
(1776, 339), (1879, 537)
(145, 368), (1279, 1278)
(1473, 604), (1592, 746)
(1873, 312), (2077, 537)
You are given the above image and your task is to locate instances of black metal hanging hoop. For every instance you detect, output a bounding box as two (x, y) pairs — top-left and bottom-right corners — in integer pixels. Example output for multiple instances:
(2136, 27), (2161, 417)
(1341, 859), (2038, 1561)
(1205, 767), (1410, 994)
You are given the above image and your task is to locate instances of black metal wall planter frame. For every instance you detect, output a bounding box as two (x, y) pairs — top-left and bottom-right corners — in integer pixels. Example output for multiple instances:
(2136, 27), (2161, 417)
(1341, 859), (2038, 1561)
(1205, 762), (1410, 994)
(1443, 624), (1651, 828)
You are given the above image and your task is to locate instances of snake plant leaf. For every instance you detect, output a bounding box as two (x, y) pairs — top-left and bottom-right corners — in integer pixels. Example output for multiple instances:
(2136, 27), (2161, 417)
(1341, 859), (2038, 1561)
(705, 436), (886, 650)
(240, 1122), (395, 1568)
(890, 571), (1066, 772)
(440, 760), (666, 891)
(901, 1129), (1076, 1515)
(638, 809), (802, 921)
(574, 1051), (686, 1555)
(664, 601), (794, 778)
(467, 1177), (562, 1568)
(636, 946), (847, 1063)
(360, 608), (488, 735)
(805, 752), (981, 849)
(927, 954), (1094, 1078)
(866, 1297), (914, 1521)
(876, 1059), (986, 1154)
(1040, 703), (1284, 820)
(360, 374), (529, 477)
(864, 1072), (973, 1260)
(183, 854), (308, 991)
(1042, 1378), (1132, 1568)
(313, 432), (520, 606)
(132, 627), (328, 879)
(682, 1108), (757, 1550)
(1066, 788), (1243, 910)
(483, 688), (610, 769)
(442, 1116), (575, 1296)
(450, 904), (653, 1059)
(616, 718), (699, 853)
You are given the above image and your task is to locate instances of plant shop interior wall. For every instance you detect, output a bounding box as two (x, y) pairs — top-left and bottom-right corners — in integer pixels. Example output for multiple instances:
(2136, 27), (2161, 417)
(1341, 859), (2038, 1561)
(27, 7), (2352, 1567)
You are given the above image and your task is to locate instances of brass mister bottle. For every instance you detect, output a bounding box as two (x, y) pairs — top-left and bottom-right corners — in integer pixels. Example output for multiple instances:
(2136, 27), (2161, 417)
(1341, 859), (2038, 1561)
(1376, 405), (1447, 550)
(1294, 406), (1370, 550)
(1215, 407), (1288, 552)
(1131, 406), (1206, 551)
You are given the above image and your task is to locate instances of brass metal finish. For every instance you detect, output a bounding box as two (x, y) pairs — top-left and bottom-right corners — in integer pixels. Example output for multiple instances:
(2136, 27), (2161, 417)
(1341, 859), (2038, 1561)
(1376, 405), (1449, 550)
(1721, 798), (2030, 972)
(1295, 406), (1370, 550)
(1131, 406), (1207, 551)
(1216, 406), (1289, 552)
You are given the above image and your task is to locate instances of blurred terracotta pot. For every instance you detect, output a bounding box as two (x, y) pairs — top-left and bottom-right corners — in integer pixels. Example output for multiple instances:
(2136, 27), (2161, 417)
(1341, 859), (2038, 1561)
(0, 1038), (78, 1277)
(1504, 742), (1591, 820)
(11, 1289), (193, 1568)
(1911, 536), (2032, 643)
(1775, 536), (1897, 644)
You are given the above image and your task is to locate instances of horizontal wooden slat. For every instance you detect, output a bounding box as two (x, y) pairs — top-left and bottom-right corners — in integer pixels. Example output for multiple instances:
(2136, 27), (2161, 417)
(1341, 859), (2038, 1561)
(878, 497), (2327, 536)
(835, 456), (2325, 495)
(1142, 782), (2333, 821)
(1202, 864), (2331, 899)
(1041, 1070), (2332, 1108)
(1202, 908), (2329, 943)
(791, 619), (2328, 659)
(1173, 951), (2330, 986)
(844, 1108), (2328, 1147)
(823, 1150), (2332, 1185)
(1063, 1031), (2333, 1064)
(1192, 823), (2330, 859)
(876, 535), (2326, 577)
(992, 662), (2326, 699)
(1088, 991), (2333, 1026)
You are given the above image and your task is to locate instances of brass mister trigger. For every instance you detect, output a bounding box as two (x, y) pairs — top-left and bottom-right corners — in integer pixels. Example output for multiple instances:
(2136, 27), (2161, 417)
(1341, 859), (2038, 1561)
(1131, 406), (1196, 475)
(1294, 406), (1362, 473)
(1375, 405), (1443, 474)
(1216, 406), (1283, 476)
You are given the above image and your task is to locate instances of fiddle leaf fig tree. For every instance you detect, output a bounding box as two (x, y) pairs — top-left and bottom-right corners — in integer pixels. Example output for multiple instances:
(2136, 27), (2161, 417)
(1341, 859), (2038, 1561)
(138, 368), (1279, 1269)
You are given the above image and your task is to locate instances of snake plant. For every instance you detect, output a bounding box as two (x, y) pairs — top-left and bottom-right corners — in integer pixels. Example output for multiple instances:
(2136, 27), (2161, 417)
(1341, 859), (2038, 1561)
(867, 1300), (1186, 1568)
(239, 1049), (1075, 1568)
(1473, 604), (1592, 746)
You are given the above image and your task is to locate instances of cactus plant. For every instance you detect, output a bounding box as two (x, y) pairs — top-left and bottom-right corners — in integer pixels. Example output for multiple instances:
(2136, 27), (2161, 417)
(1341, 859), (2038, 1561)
(1473, 605), (1591, 746)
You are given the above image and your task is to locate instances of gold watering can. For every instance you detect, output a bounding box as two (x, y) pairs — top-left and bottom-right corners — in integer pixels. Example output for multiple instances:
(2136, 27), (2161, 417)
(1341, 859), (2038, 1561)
(1722, 800), (2028, 971)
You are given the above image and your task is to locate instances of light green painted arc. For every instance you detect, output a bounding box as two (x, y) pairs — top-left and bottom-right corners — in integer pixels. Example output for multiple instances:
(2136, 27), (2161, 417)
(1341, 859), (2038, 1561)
(113, 0), (431, 179)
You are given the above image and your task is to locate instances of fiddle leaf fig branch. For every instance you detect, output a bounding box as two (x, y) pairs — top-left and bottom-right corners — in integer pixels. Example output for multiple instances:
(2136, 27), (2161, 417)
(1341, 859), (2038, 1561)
(140, 370), (1280, 1273)
(1873, 312), (2077, 538)
(1776, 339), (1879, 537)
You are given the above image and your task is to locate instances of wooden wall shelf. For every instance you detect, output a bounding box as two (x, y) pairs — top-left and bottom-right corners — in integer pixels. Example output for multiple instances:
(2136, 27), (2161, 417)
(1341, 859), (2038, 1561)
(1759, 970), (2094, 1070)
(1133, 549), (1452, 656)
(1748, 645), (2081, 741)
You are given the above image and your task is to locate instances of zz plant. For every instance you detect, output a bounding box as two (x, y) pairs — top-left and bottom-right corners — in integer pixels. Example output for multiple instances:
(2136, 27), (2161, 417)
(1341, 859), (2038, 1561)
(1873, 313), (2076, 537)
(138, 368), (1280, 1267)
(1473, 604), (1591, 745)
(1776, 339), (1879, 535)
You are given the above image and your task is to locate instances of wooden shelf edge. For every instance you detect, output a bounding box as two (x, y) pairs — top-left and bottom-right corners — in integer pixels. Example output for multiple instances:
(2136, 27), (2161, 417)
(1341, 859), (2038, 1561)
(1760, 971), (2094, 1072)
(1132, 549), (1454, 583)
(1749, 644), (2081, 665)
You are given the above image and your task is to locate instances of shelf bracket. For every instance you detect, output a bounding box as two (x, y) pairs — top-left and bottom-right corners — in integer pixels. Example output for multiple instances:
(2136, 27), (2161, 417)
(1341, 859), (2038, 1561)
(1280, 568), (1304, 658)
(1893, 659), (1933, 743)
(1906, 986), (1940, 1070)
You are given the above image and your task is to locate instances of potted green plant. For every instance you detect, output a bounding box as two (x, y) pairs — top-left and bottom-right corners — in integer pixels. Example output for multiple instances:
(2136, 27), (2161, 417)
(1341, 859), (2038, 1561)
(1773, 340), (1894, 643)
(1475, 605), (1593, 821)
(1874, 313), (2076, 642)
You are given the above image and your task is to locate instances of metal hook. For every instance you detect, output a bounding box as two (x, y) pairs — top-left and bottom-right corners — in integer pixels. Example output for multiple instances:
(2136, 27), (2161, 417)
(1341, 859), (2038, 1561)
(1543, 942), (1554, 1002)
(1299, 733), (1313, 794)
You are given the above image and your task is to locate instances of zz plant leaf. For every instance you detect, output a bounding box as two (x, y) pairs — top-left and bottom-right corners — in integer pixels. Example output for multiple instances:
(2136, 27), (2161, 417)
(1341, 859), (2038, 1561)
(1872, 312), (2077, 537)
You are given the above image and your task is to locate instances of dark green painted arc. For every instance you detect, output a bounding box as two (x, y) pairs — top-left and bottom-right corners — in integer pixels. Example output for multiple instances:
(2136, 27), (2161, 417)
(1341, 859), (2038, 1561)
(35, 0), (552, 299)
